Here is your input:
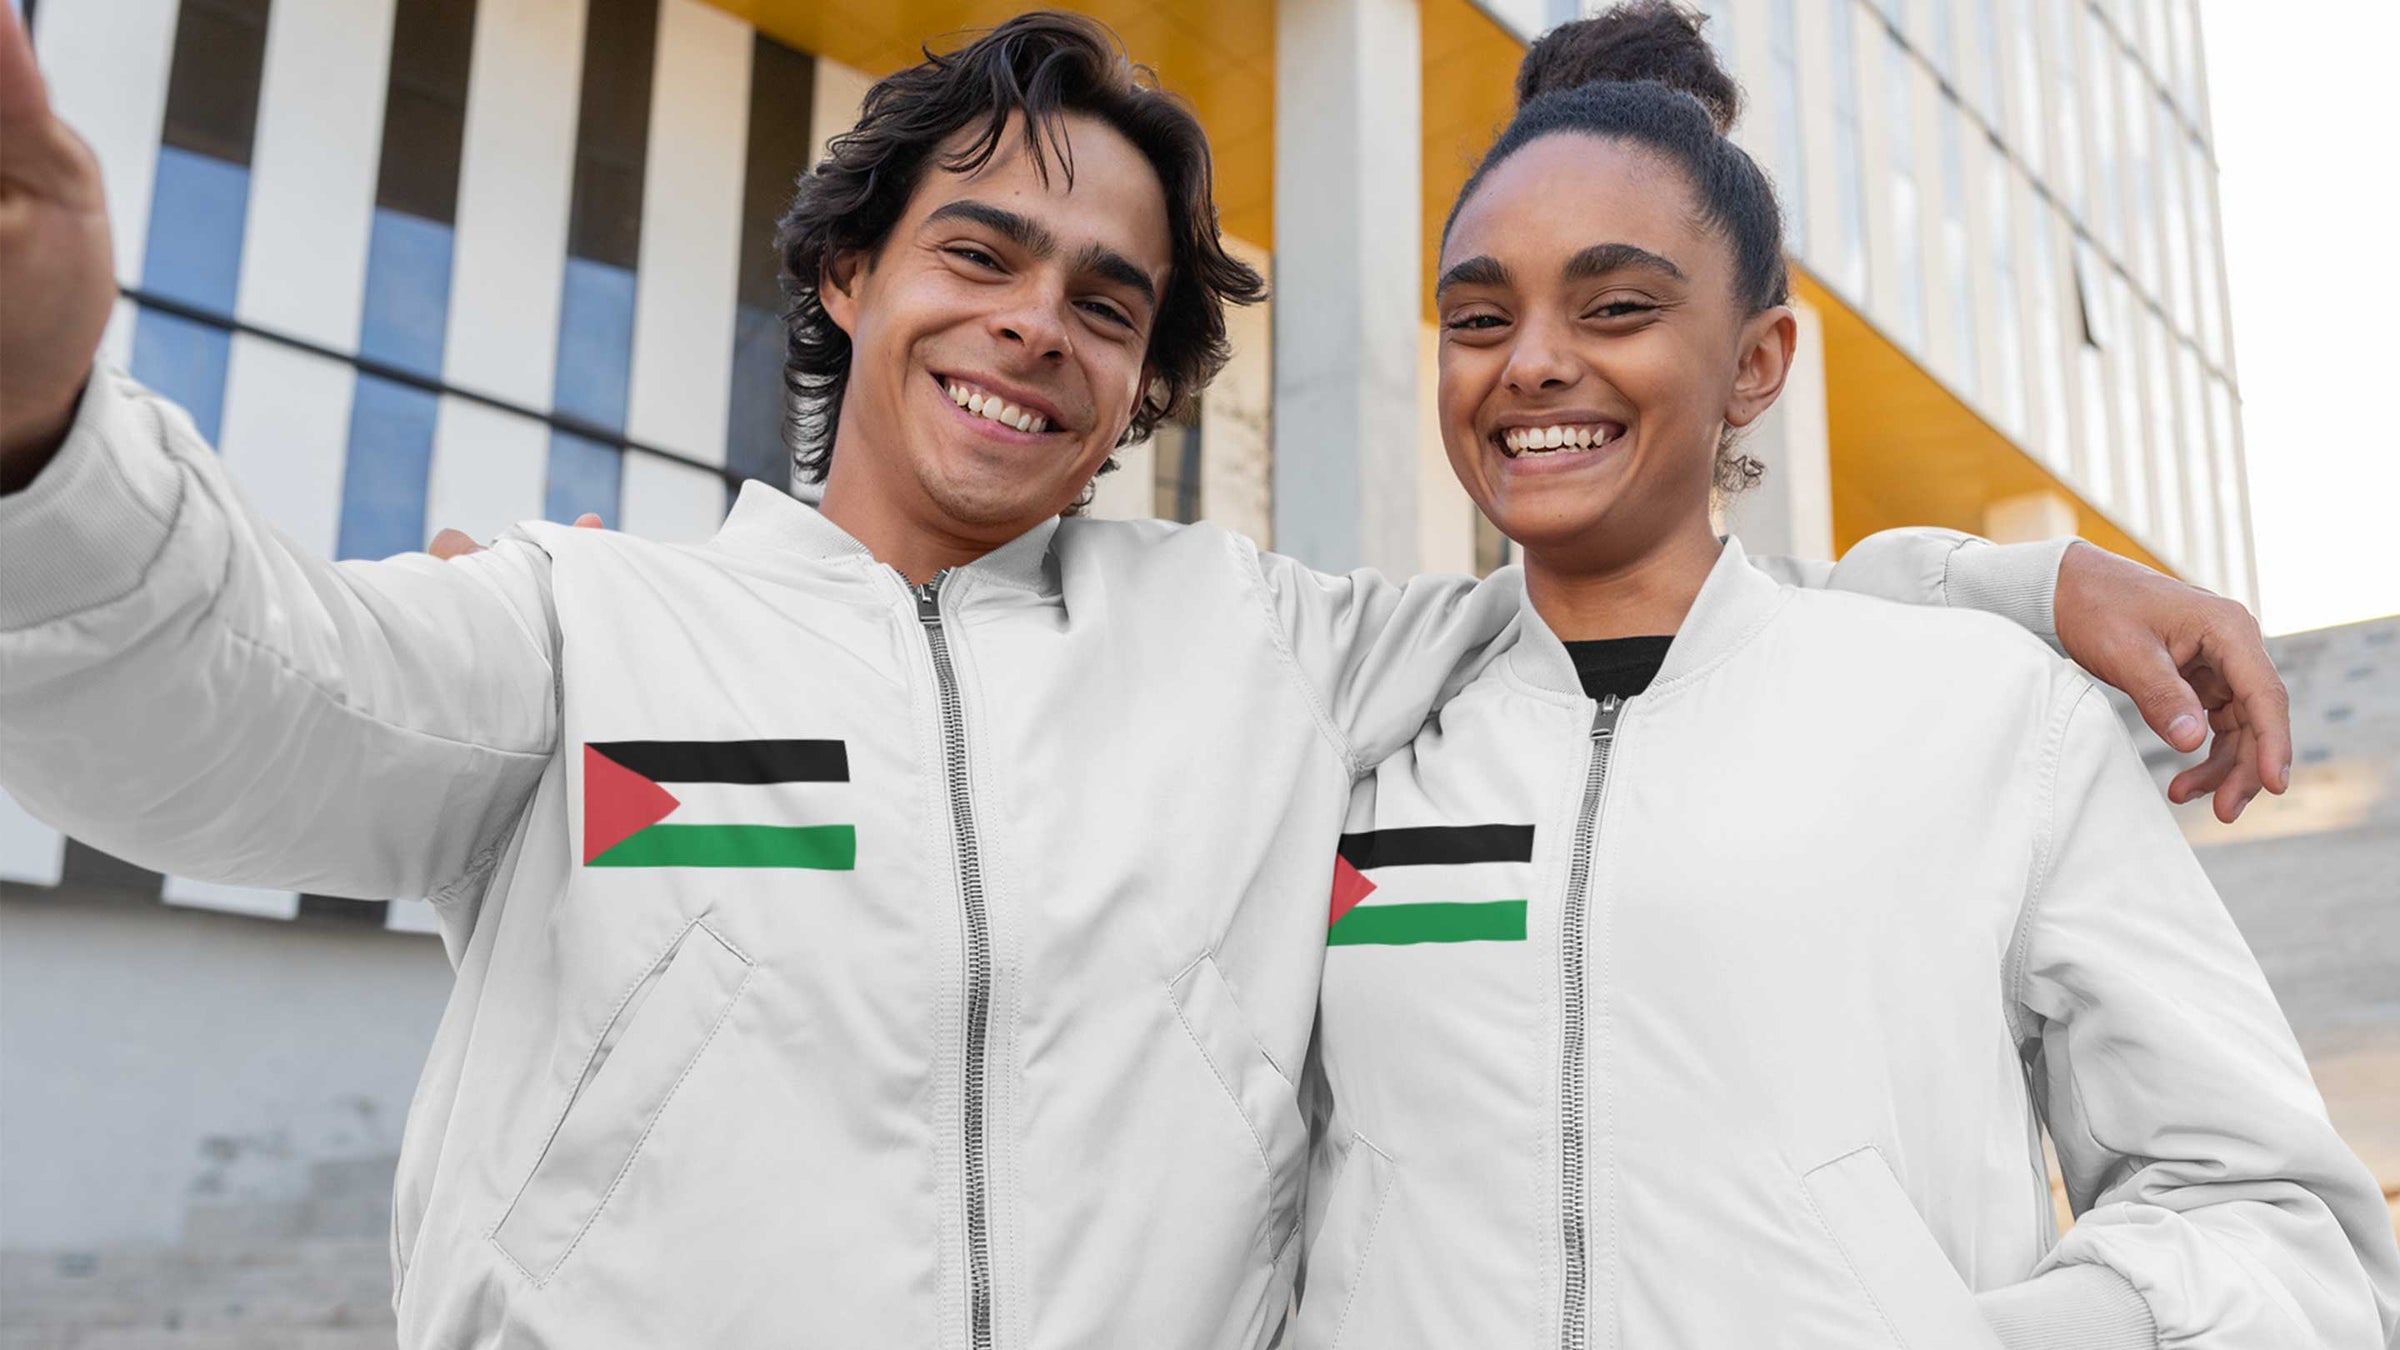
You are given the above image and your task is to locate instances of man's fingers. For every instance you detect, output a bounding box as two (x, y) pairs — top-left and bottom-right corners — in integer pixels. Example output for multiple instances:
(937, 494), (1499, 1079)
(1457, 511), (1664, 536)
(2212, 726), (2265, 823)
(427, 528), (484, 560)
(2170, 723), (2242, 804)
(2122, 645), (2209, 754)
(2194, 603), (2292, 792)
(573, 513), (603, 529)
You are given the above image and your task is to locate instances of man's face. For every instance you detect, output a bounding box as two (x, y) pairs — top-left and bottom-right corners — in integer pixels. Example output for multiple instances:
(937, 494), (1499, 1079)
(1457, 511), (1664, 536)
(820, 112), (1172, 545)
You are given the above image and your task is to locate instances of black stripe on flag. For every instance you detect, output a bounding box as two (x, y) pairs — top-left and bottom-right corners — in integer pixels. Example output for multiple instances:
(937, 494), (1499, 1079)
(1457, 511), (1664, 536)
(589, 739), (850, 784)
(1337, 823), (1534, 869)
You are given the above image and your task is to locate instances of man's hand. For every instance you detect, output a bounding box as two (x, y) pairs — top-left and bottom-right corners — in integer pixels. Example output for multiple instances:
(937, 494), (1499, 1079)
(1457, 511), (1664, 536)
(2053, 541), (2291, 824)
(0, 3), (116, 490)
(428, 513), (604, 559)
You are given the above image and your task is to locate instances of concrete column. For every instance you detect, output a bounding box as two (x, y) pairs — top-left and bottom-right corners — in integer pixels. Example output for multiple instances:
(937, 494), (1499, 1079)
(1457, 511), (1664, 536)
(1271, 0), (1422, 574)
(1415, 322), (1478, 576)
(1722, 295), (1835, 561)
(1200, 235), (1276, 546)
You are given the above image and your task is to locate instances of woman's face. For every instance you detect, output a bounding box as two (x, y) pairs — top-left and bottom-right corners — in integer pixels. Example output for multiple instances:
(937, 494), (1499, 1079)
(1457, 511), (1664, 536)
(1436, 133), (1792, 571)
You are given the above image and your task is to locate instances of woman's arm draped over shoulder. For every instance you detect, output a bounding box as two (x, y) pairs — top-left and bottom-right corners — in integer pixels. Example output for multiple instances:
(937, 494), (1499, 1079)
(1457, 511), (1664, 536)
(0, 371), (561, 904)
(1987, 680), (2400, 1349)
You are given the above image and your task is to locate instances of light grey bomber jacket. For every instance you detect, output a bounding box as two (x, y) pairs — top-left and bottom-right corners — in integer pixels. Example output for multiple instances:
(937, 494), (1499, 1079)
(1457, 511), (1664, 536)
(3, 370), (2074, 1349)
(1305, 539), (2400, 1350)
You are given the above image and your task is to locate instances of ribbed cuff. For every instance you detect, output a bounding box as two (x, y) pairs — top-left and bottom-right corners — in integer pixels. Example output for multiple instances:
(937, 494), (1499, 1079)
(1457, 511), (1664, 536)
(1944, 536), (2073, 648)
(1977, 1263), (2159, 1350)
(0, 371), (186, 631)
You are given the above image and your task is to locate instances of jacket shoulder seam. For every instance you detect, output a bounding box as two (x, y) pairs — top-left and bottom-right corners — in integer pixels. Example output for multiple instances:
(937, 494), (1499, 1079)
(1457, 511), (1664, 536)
(1232, 532), (1361, 777)
(2002, 675), (2100, 1045)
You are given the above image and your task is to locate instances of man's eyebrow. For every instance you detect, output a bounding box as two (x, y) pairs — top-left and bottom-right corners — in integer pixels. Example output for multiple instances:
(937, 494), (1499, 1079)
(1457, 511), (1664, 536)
(925, 199), (1056, 257)
(1071, 242), (1159, 308)
(1435, 254), (1511, 297)
(1563, 242), (1684, 283)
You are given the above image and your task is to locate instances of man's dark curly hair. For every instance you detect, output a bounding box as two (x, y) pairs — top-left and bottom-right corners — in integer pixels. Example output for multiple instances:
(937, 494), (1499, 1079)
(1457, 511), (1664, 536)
(773, 11), (1267, 486)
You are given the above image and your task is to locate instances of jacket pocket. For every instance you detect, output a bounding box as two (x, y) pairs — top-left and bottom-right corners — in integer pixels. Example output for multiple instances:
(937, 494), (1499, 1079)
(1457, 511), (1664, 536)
(1801, 1146), (2003, 1350)
(1291, 1130), (1395, 1350)
(1172, 953), (1308, 1250)
(492, 919), (753, 1285)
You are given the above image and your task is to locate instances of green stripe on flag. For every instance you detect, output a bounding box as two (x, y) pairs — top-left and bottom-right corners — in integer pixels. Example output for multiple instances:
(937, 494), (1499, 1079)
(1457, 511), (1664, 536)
(1328, 900), (1526, 946)
(588, 824), (857, 870)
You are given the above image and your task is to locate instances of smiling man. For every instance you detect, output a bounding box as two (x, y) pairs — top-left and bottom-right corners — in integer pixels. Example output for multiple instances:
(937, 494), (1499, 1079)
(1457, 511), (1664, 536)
(0, 9), (2296, 1347)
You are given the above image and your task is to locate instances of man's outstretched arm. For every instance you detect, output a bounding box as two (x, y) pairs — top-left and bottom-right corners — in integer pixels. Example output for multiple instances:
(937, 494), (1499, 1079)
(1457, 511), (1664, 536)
(0, 10), (558, 904)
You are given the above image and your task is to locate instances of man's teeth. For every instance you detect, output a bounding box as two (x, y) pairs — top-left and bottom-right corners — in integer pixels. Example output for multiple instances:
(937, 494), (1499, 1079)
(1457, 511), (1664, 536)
(1501, 424), (1618, 457)
(946, 381), (1050, 434)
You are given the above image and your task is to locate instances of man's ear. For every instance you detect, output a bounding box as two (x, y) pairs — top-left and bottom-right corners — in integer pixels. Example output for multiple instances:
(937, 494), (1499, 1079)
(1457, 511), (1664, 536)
(820, 251), (863, 336)
(1723, 305), (1797, 430)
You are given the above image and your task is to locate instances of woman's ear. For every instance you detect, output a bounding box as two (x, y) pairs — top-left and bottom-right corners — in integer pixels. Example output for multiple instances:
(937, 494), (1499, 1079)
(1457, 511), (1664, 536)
(1724, 305), (1797, 430)
(820, 252), (863, 336)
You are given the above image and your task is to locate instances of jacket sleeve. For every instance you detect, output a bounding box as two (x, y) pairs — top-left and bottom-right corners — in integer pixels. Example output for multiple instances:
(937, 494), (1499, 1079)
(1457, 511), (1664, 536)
(0, 370), (561, 903)
(1251, 527), (2074, 774)
(1980, 680), (2400, 1350)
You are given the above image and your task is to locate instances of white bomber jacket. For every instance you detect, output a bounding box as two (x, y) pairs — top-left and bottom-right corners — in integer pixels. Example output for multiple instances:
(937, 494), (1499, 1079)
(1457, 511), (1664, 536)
(4, 372), (2071, 1349)
(1303, 539), (2400, 1350)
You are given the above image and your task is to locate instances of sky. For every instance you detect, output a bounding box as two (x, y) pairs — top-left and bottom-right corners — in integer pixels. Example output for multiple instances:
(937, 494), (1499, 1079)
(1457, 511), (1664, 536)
(2200, 0), (2399, 634)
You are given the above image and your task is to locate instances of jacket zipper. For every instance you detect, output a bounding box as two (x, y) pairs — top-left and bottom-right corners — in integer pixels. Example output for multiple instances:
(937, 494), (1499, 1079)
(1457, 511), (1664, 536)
(1559, 693), (1622, 1349)
(915, 572), (996, 1350)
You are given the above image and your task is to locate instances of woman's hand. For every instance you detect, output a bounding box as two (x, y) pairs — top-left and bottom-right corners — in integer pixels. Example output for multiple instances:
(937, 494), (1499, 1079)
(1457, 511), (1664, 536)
(2053, 541), (2291, 823)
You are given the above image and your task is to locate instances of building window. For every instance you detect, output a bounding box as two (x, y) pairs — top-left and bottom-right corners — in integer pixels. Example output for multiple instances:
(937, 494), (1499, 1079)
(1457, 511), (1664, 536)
(2144, 309), (2183, 562)
(2071, 243), (2115, 505)
(2010, 0), (2045, 177)
(340, 0), (477, 560)
(2028, 195), (2073, 468)
(2207, 377), (2248, 601)
(1768, 0), (1807, 258)
(1150, 419), (1204, 524)
(2084, 11), (2124, 260)
(2188, 134), (2228, 367)
(2119, 49), (2159, 295)
(1939, 103), (1976, 401)
(2176, 342), (2216, 591)
(727, 35), (816, 494)
(1829, 0), (1870, 301)
(2156, 101), (2196, 341)
(1984, 145), (2026, 438)
(542, 0), (660, 527)
(130, 0), (272, 444)
(2048, 0), (2085, 222)
(1884, 31), (1926, 353)
(1965, 0), (2004, 127)
(2108, 269), (2150, 540)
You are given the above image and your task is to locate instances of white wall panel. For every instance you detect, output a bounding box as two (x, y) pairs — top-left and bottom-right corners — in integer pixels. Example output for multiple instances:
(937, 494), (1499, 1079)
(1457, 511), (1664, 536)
(0, 789), (66, 887)
(162, 876), (300, 921)
(619, 453), (727, 543)
(809, 56), (876, 170)
(1200, 234), (1273, 547)
(236, 0), (396, 349)
(1085, 437), (1155, 521)
(444, 0), (587, 407)
(385, 898), (442, 935)
(218, 338), (354, 560)
(1414, 322), (1475, 577)
(33, 0), (178, 287)
(624, 0), (751, 464)
(427, 398), (549, 547)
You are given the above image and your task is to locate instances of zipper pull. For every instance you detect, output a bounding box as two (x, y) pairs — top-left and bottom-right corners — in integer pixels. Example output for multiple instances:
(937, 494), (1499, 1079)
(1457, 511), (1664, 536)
(915, 569), (948, 623)
(1591, 693), (1622, 740)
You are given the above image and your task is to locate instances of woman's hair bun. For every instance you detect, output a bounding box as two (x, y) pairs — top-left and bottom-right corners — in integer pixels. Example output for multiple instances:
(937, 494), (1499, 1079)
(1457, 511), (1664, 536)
(1514, 1), (1742, 136)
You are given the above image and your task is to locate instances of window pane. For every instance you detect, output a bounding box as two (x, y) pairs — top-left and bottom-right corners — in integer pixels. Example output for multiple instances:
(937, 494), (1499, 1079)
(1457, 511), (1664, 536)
(336, 376), (439, 559)
(1885, 32), (1925, 352)
(727, 35), (816, 489)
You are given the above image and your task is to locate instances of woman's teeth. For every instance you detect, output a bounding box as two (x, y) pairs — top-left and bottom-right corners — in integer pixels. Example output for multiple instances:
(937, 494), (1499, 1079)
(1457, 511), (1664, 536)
(1500, 424), (1618, 458)
(946, 380), (1050, 434)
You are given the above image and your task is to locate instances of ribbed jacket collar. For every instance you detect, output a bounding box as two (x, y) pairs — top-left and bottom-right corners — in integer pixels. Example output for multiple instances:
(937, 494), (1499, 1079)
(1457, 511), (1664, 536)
(1502, 536), (1789, 700)
(711, 480), (1062, 596)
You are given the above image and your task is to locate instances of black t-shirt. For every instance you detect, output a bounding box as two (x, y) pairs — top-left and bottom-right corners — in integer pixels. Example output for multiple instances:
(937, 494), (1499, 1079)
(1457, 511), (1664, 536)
(1562, 635), (1674, 702)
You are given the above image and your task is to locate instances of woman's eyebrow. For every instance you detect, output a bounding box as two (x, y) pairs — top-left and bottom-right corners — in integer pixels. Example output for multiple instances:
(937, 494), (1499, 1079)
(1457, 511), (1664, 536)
(1563, 242), (1684, 283)
(1435, 254), (1511, 297)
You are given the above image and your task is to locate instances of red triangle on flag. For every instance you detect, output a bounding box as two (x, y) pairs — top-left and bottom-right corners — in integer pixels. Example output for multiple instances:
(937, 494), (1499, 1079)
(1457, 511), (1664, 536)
(583, 744), (682, 865)
(1329, 855), (1377, 928)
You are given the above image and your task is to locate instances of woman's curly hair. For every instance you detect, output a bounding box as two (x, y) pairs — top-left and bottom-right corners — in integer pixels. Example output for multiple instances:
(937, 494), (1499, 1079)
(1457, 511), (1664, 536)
(773, 11), (1266, 486)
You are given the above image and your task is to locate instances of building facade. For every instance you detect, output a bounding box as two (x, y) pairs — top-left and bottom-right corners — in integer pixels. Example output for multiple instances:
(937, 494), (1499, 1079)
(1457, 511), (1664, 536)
(0, 0), (2267, 1337)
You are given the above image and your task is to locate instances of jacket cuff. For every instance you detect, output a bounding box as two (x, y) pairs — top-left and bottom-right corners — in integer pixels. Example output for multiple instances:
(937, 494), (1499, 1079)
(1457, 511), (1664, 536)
(1944, 536), (2073, 647)
(0, 371), (186, 632)
(1977, 1263), (2158, 1350)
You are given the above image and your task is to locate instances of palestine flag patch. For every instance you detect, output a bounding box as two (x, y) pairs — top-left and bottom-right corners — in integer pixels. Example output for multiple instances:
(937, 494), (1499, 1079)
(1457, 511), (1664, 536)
(1327, 824), (1534, 946)
(583, 739), (856, 869)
